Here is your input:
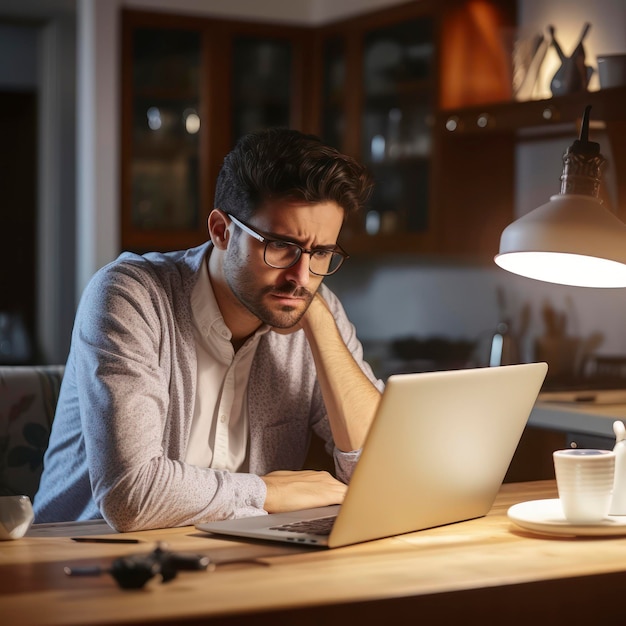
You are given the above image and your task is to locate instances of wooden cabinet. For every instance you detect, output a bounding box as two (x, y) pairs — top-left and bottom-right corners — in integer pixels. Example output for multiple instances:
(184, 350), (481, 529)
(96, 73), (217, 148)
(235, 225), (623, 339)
(318, 11), (436, 253)
(121, 2), (626, 262)
(315, 0), (516, 257)
(120, 10), (315, 252)
(120, 2), (516, 256)
(125, 25), (202, 241)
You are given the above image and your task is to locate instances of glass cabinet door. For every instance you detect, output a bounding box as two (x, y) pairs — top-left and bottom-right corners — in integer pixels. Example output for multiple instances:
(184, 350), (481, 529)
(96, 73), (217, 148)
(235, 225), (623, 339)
(231, 37), (292, 139)
(360, 17), (434, 237)
(122, 13), (307, 252)
(129, 28), (202, 233)
(321, 36), (346, 150)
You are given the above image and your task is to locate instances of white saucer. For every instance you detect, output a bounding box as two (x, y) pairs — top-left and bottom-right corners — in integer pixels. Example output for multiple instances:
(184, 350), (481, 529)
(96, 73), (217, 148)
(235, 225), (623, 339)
(507, 499), (626, 536)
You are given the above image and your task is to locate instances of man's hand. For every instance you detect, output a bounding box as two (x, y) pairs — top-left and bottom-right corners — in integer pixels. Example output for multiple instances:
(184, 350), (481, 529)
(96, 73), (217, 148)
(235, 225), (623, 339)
(261, 470), (347, 513)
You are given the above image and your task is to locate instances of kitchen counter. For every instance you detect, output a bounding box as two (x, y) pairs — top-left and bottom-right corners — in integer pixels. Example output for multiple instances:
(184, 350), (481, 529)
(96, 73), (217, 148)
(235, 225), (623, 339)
(505, 394), (626, 482)
(530, 394), (626, 444)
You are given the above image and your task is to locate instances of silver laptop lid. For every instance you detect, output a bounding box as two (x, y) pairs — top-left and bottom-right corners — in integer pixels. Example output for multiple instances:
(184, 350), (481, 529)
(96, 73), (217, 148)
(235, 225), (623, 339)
(328, 362), (547, 547)
(196, 363), (548, 548)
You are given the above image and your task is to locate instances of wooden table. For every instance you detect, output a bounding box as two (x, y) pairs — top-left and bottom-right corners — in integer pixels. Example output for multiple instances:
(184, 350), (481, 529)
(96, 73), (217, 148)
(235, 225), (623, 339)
(3, 480), (626, 625)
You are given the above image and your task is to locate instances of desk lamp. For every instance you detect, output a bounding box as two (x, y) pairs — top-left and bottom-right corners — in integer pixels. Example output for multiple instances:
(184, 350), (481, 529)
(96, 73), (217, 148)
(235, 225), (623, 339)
(495, 105), (626, 287)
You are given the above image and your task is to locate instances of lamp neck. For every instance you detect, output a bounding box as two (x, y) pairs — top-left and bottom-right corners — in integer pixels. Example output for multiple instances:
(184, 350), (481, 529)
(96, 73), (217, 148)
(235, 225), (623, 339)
(560, 148), (606, 198)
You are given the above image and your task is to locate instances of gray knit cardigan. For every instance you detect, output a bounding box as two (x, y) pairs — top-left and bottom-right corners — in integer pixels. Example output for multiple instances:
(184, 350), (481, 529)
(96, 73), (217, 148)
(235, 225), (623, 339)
(34, 243), (383, 531)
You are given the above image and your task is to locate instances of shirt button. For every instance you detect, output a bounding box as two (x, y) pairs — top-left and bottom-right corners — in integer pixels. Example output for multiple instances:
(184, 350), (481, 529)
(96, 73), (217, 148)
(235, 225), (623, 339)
(220, 415), (226, 423)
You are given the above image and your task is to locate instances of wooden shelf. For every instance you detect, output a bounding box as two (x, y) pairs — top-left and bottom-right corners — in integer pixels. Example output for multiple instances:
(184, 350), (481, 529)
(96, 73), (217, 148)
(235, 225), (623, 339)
(437, 86), (626, 136)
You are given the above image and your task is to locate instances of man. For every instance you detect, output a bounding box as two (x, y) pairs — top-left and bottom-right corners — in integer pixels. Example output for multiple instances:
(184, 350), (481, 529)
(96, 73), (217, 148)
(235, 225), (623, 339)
(34, 128), (384, 531)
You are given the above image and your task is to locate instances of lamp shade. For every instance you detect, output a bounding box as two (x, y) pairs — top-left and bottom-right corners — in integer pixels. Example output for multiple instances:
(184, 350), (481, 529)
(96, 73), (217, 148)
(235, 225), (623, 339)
(495, 193), (626, 288)
(495, 106), (626, 288)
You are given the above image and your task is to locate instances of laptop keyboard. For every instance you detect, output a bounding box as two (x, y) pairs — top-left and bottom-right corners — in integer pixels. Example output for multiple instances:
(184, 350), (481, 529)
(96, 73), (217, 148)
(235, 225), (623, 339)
(269, 514), (337, 536)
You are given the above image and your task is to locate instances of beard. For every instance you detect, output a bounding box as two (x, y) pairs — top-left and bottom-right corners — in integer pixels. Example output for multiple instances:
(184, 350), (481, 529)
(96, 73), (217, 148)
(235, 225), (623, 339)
(223, 243), (315, 329)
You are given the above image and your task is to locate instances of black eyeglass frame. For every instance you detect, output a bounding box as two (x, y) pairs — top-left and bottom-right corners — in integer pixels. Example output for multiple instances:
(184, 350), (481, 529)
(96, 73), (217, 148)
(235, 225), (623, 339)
(227, 213), (349, 276)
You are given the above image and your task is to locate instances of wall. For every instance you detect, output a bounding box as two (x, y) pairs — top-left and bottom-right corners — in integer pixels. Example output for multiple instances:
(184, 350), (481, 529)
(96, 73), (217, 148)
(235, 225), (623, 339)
(519, 0), (626, 98)
(0, 24), (38, 88)
(38, 16), (77, 365)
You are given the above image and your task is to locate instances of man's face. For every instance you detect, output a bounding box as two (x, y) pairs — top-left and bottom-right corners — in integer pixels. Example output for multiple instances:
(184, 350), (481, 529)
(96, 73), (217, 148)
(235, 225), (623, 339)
(222, 199), (344, 329)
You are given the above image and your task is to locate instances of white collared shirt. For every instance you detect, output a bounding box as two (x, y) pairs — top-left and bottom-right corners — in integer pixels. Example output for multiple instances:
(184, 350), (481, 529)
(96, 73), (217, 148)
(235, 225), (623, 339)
(185, 257), (268, 471)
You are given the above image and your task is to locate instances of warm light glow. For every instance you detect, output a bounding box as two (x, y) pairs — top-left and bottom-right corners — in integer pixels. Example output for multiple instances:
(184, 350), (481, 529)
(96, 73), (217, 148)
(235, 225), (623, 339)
(184, 109), (201, 134)
(185, 113), (200, 134)
(440, 0), (512, 108)
(147, 106), (161, 130)
(496, 193), (626, 288)
(495, 251), (626, 288)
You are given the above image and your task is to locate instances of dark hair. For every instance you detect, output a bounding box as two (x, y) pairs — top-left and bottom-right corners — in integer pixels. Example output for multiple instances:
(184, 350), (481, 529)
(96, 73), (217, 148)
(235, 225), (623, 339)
(214, 128), (373, 221)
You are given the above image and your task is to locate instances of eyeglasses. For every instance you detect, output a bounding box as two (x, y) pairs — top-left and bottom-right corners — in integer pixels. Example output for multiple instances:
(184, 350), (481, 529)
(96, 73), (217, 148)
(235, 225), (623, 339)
(227, 213), (349, 276)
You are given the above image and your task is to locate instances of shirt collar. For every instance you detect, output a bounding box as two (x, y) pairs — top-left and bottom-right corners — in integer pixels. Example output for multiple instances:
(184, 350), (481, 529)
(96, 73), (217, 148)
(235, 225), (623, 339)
(191, 249), (270, 344)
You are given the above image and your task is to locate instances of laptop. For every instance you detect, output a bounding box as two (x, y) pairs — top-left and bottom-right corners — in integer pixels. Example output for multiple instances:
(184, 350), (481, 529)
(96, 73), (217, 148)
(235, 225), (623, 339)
(196, 362), (548, 548)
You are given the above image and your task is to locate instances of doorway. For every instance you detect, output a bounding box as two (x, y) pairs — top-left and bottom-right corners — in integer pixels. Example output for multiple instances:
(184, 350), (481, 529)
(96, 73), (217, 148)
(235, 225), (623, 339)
(0, 91), (37, 363)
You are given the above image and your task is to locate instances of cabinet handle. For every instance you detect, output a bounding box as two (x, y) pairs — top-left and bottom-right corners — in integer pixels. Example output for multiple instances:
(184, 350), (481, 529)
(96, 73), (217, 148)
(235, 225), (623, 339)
(476, 112), (491, 128)
(445, 115), (460, 131)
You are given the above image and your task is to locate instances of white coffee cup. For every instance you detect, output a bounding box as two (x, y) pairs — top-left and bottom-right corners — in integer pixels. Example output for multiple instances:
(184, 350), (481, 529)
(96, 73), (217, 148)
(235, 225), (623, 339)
(553, 449), (615, 524)
(597, 54), (626, 89)
(0, 495), (35, 540)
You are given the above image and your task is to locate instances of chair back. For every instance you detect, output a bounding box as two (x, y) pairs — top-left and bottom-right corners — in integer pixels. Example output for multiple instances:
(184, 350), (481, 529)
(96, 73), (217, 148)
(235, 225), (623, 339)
(0, 365), (64, 499)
